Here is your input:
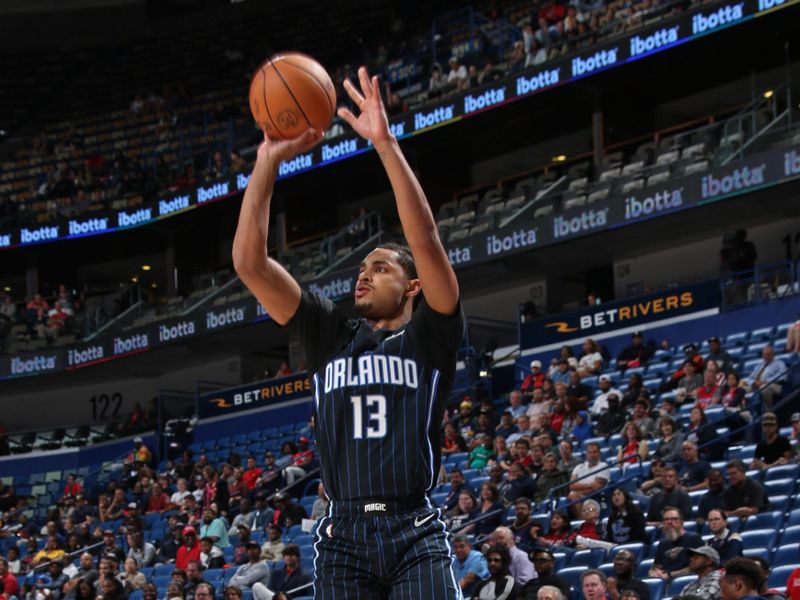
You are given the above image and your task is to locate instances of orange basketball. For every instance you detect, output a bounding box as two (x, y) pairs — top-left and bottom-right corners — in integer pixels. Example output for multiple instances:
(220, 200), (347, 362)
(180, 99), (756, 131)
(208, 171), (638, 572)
(249, 52), (336, 141)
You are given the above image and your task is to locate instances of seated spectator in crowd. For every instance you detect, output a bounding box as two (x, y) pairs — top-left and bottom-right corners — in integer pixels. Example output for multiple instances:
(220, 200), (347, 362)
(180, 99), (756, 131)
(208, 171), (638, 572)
(648, 507), (703, 580)
(500, 463), (537, 505)
(617, 422), (649, 465)
(663, 344), (705, 392)
(495, 411), (519, 440)
(228, 499), (255, 534)
(581, 570), (608, 600)
(750, 556), (785, 600)
(631, 401), (656, 439)
(686, 407), (723, 460)
(269, 544), (312, 597)
(469, 483), (506, 538)
(310, 482), (329, 521)
(530, 413), (558, 448)
(719, 373), (750, 438)
(509, 497), (536, 553)
(256, 452), (283, 495)
(592, 375), (623, 416)
(566, 372), (591, 411)
(695, 369), (721, 409)
(0, 558), (19, 598)
(653, 417), (683, 465)
(242, 456), (262, 491)
(617, 332), (650, 371)
(199, 537), (224, 569)
(723, 459), (769, 518)
(706, 337), (734, 373)
(522, 360), (546, 395)
(176, 526), (201, 570)
(507, 391), (527, 420)
(679, 547), (722, 600)
(621, 373), (645, 410)
(647, 466), (692, 524)
(577, 339), (603, 377)
(260, 525), (285, 562)
(228, 542), (271, 599)
(572, 499), (604, 547)
(705, 509), (743, 563)
(676, 360), (703, 401)
(747, 345), (788, 409)
(563, 411), (591, 446)
(678, 440), (711, 491)
(443, 469), (471, 512)
(199, 507), (229, 549)
(719, 557), (764, 600)
(526, 389), (552, 423)
(126, 532), (156, 567)
(472, 545), (519, 600)
(606, 488), (646, 544)
(271, 493), (307, 530)
(750, 412), (792, 469)
(250, 495), (274, 532)
(452, 534), (489, 598)
(594, 395), (626, 438)
(441, 423), (468, 457)
(607, 549), (650, 600)
(567, 442), (610, 512)
(522, 548), (571, 600)
(31, 535), (65, 567)
(468, 434), (494, 469)
(446, 56), (469, 91)
(550, 359), (572, 386)
(541, 511), (573, 548)
(121, 557), (147, 593)
(453, 399), (479, 439)
(447, 489), (479, 532)
(488, 527), (535, 586)
(696, 468), (726, 526)
(535, 452), (570, 502)
(557, 440), (580, 473)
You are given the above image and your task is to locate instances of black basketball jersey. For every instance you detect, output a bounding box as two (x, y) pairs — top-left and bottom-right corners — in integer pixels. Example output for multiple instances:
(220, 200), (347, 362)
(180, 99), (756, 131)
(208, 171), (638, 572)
(284, 290), (464, 502)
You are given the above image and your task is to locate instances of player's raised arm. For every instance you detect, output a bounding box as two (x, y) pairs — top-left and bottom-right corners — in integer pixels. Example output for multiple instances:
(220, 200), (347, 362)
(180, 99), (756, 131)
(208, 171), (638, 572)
(232, 129), (323, 325)
(338, 66), (459, 316)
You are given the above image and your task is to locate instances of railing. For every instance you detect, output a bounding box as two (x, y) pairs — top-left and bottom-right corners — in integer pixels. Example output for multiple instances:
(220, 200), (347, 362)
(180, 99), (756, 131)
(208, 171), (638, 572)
(720, 260), (799, 311)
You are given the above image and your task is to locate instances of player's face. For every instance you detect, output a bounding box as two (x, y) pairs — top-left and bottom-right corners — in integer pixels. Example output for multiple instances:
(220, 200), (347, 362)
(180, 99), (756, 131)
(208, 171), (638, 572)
(354, 248), (419, 320)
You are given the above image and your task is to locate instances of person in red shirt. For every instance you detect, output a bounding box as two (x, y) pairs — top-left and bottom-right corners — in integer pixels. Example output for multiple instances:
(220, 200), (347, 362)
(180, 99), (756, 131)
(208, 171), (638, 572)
(521, 360), (545, 395)
(146, 483), (170, 513)
(786, 566), (800, 600)
(0, 557), (19, 597)
(175, 526), (201, 570)
(695, 369), (721, 410)
(62, 474), (82, 501)
(242, 456), (262, 491)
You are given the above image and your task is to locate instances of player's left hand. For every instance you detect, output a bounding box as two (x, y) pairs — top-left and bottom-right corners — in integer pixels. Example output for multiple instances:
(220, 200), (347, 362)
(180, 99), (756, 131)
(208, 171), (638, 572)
(338, 66), (393, 145)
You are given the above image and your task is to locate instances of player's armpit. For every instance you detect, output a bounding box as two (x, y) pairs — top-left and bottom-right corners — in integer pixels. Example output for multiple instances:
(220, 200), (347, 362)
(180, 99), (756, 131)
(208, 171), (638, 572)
(237, 257), (302, 326)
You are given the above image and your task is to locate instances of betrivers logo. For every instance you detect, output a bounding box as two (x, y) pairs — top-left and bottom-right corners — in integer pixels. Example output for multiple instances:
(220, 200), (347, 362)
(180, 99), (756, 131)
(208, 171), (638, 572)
(700, 163), (766, 199)
(758, 0), (786, 10)
(206, 307), (246, 330)
(0, 233), (11, 247)
(159, 320), (196, 342)
(159, 195), (190, 216)
(321, 138), (358, 162)
(279, 153), (313, 177)
(624, 188), (683, 220)
(691, 3), (744, 34)
(308, 277), (353, 300)
(113, 333), (149, 355)
(414, 105), (455, 131)
(571, 48), (618, 77)
(20, 225), (59, 244)
(447, 245), (472, 266)
(11, 355), (57, 375)
(117, 208), (152, 227)
(463, 87), (505, 114)
(553, 208), (609, 239)
(516, 68), (560, 95)
(197, 181), (229, 203)
(629, 26), (680, 56)
(68, 218), (109, 236)
(68, 345), (104, 367)
(486, 228), (538, 256)
(785, 150), (800, 176)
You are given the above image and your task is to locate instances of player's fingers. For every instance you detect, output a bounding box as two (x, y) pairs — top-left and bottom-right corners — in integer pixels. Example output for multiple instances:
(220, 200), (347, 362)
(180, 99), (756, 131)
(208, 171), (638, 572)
(343, 79), (365, 107)
(290, 128), (324, 153)
(371, 75), (381, 100)
(358, 66), (372, 99)
(337, 107), (357, 127)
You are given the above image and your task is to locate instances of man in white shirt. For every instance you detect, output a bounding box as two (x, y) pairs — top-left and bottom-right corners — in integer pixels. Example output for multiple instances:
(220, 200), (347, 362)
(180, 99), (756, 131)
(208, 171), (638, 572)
(567, 442), (610, 515)
(591, 375), (622, 416)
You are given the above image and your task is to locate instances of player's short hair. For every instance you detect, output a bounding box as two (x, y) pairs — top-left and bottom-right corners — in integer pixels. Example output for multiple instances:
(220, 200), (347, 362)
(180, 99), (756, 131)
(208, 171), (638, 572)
(722, 557), (764, 590)
(376, 242), (417, 279)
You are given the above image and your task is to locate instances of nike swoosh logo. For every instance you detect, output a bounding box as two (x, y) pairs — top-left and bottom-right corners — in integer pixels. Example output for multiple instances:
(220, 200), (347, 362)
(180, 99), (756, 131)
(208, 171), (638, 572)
(414, 513), (435, 527)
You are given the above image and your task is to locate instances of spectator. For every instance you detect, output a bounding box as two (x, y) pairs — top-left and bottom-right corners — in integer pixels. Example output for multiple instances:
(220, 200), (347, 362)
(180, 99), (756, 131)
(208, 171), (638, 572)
(617, 332), (650, 370)
(146, 483), (170, 514)
(723, 459), (769, 518)
(310, 482), (329, 521)
(184, 560), (209, 600)
(228, 499), (255, 534)
(648, 507), (703, 580)
(751, 556), (784, 600)
(706, 337), (734, 373)
(567, 442), (610, 511)
(535, 452), (569, 502)
(696, 469), (726, 525)
(501, 463), (537, 504)
(271, 493), (306, 530)
(268, 544), (312, 598)
(572, 499), (604, 547)
(679, 547), (721, 600)
(472, 545), (519, 600)
(549, 359), (572, 386)
(260, 525), (285, 561)
(606, 488), (646, 544)
(747, 346), (788, 409)
(678, 441), (711, 491)
(227, 542), (271, 599)
(126, 532), (156, 567)
(126, 436), (152, 466)
(31, 536), (65, 567)
(427, 63), (447, 98)
(97, 575), (125, 600)
(647, 466), (692, 524)
(750, 412), (792, 469)
(176, 526), (201, 570)
(442, 469), (471, 512)
(447, 489), (478, 532)
(467, 483), (505, 537)
(121, 557), (147, 593)
(785, 562), (800, 600)
(191, 583), (215, 600)
(591, 375), (623, 416)
(719, 557), (764, 600)
(452, 534), (489, 598)
(617, 422), (649, 465)
(255, 453), (282, 495)
(577, 339), (603, 377)
(442, 423), (468, 456)
(686, 407), (722, 460)
(496, 411), (520, 440)
(488, 526), (535, 586)
(720, 373), (751, 439)
(653, 417), (683, 465)
(507, 392), (527, 419)
(199, 537), (224, 569)
(705, 509), (743, 563)
(251, 495), (275, 531)
(468, 433), (494, 469)
(509, 497), (536, 553)
(596, 395), (627, 438)
(607, 549), (650, 600)
(0, 559), (18, 599)
(522, 360), (546, 394)
(522, 548), (570, 600)
(695, 369), (721, 409)
(169, 479), (192, 509)
(242, 456), (262, 491)
(631, 401), (656, 439)
(166, 581), (185, 600)
(199, 507), (229, 549)
(446, 56), (468, 91)
(566, 372), (591, 411)
(557, 440), (580, 473)
(581, 570), (607, 600)
(541, 511), (573, 548)
(454, 399), (479, 438)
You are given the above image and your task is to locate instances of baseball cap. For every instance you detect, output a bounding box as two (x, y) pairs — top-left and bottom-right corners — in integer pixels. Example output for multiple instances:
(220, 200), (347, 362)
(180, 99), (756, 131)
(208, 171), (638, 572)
(688, 546), (720, 565)
(558, 358), (568, 365)
(182, 526), (196, 536)
(708, 336), (721, 343)
(102, 529), (114, 536)
(530, 360), (542, 369)
(133, 436), (143, 443)
(478, 408), (492, 416)
(791, 413), (800, 423)
(273, 492), (287, 501)
(245, 540), (260, 549)
(762, 412), (778, 425)
(528, 547), (554, 561)
(264, 451), (275, 458)
(598, 374), (612, 383)
(298, 437), (309, 444)
(460, 400), (472, 409)
(127, 502), (138, 510)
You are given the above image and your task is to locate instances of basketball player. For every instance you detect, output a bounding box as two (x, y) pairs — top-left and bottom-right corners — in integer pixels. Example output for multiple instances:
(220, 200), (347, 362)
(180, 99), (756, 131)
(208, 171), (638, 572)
(233, 66), (463, 599)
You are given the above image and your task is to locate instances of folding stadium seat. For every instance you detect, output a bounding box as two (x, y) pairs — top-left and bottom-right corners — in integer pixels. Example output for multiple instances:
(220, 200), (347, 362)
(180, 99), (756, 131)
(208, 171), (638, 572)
(769, 565), (798, 590)
(470, 476), (490, 489)
(750, 327), (774, 342)
(768, 463), (800, 481)
(745, 341), (769, 357)
(558, 567), (587, 592)
(129, 591), (143, 600)
(669, 576), (696, 596)
(448, 452), (468, 466)
(154, 564), (173, 577)
(646, 362), (669, 377)
(636, 559), (655, 578)
(598, 562), (614, 577)
(743, 547), (770, 562)
(203, 568), (223, 583)
(773, 545), (799, 566)
(609, 543), (645, 562)
(741, 511), (784, 532)
(740, 529), (777, 550)
(770, 495), (790, 513)
(780, 525), (800, 546)
(725, 331), (749, 345)
(764, 478), (797, 497)
(644, 578), (665, 600)
(567, 549), (603, 568)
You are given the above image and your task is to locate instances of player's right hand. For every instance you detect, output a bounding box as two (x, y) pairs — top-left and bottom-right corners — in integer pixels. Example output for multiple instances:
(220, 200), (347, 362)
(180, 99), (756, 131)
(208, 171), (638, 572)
(257, 128), (324, 167)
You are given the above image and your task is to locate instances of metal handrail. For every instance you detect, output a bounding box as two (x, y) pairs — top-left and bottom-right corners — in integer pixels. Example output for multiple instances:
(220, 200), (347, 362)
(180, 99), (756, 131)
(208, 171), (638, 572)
(84, 299), (143, 341)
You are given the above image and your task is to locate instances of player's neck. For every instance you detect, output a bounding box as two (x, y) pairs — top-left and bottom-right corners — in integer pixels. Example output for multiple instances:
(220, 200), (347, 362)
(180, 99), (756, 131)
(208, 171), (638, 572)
(365, 303), (413, 331)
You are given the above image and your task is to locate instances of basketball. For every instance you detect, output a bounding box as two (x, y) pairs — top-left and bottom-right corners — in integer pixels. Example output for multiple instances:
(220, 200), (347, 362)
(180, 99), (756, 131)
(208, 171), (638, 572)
(248, 52), (336, 140)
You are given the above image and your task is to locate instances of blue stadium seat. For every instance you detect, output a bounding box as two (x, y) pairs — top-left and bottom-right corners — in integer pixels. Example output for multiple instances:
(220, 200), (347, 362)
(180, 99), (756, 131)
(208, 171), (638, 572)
(780, 525), (800, 546)
(740, 529), (777, 550)
(646, 363), (668, 377)
(154, 564), (173, 577)
(773, 545), (799, 566)
(749, 327), (774, 342)
(669, 576), (696, 596)
(743, 547), (770, 562)
(764, 479), (796, 497)
(741, 511), (784, 532)
(725, 332), (749, 345)
(567, 549), (603, 568)
(203, 569), (223, 583)
(636, 559), (655, 578)
(609, 543), (645, 562)
(557, 567), (586, 591)
(644, 578), (665, 600)
(431, 492), (447, 507)
(768, 565), (798, 589)
(770, 495), (791, 513)
(765, 464), (800, 481)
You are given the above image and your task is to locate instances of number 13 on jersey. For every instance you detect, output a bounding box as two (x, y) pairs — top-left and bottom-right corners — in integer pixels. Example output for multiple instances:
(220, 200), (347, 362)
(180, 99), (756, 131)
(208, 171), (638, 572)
(350, 394), (387, 439)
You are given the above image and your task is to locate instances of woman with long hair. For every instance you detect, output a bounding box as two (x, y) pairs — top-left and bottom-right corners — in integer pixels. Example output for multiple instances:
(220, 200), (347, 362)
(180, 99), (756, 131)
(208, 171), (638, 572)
(686, 406), (723, 459)
(605, 487), (646, 543)
(578, 339), (604, 377)
(447, 489), (478, 531)
(541, 510), (573, 548)
(720, 371), (751, 441)
(535, 452), (569, 502)
(653, 416), (683, 464)
(617, 422), (649, 465)
(472, 482), (506, 538)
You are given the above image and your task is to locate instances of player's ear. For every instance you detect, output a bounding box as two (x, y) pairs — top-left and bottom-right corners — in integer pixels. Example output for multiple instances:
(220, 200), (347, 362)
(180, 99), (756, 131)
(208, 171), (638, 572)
(405, 278), (421, 299)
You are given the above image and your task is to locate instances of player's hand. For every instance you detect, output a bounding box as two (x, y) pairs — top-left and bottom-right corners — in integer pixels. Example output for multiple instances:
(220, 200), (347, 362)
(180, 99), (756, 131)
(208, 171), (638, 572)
(338, 66), (393, 145)
(256, 129), (324, 167)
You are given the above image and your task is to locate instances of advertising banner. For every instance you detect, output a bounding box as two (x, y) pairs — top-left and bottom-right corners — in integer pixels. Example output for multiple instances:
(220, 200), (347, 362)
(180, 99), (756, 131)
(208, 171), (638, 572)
(198, 372), (312, 418)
